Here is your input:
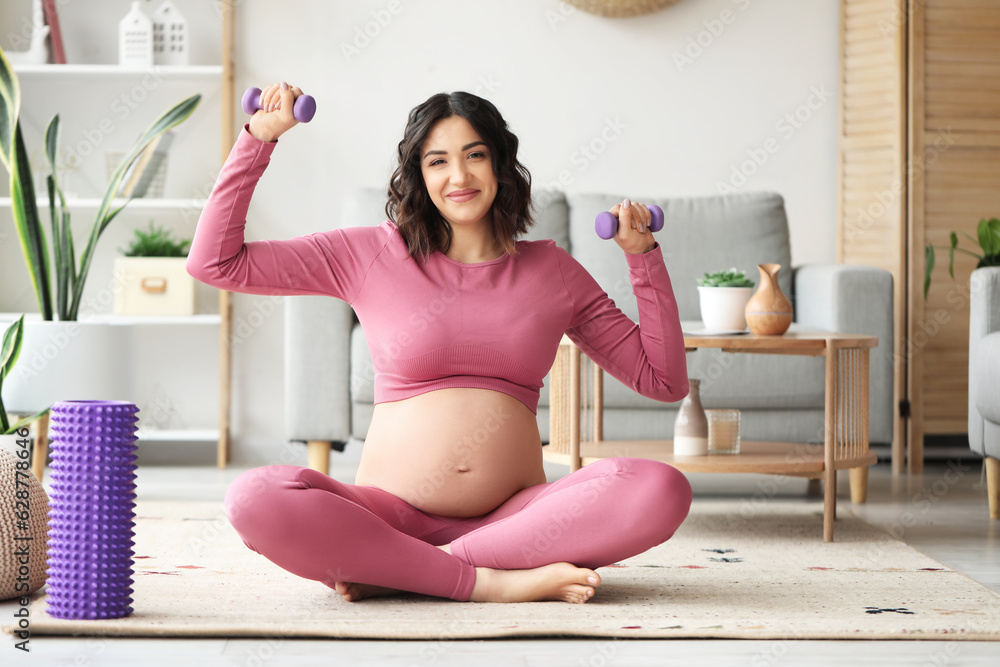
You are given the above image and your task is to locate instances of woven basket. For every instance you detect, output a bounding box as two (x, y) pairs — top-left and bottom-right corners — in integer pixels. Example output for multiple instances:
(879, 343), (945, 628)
(0, 447), (50, 600)
(564, 0), (683, 18)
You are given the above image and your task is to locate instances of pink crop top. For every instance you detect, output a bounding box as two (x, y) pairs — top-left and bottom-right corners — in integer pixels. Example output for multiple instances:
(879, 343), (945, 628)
(187, 126), (689, 413)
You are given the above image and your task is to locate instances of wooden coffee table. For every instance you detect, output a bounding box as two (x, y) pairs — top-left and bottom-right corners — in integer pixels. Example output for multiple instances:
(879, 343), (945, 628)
(542, 324), (878, 542)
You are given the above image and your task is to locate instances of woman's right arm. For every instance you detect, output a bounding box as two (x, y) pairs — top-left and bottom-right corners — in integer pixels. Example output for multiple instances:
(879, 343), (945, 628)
(187, 84), (384, 302)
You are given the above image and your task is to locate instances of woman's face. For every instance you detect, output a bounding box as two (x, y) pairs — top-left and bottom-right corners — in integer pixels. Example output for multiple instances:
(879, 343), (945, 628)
(420, 115), (498, 231)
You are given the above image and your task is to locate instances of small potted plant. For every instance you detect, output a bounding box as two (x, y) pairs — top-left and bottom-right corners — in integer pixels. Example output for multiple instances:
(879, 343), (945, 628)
(1, 316), (49, 456)
(924, 217), (1000, 298)
(113, 222), (195, 316)
(697, 268), (755, 332)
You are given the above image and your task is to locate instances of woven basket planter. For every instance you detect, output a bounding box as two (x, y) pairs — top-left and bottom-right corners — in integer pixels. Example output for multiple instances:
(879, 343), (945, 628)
(564, 0), (682, 18)
(0, 447), (50, 600)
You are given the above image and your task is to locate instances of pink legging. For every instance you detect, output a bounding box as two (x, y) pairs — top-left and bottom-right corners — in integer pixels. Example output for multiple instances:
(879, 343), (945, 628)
(224, 457), (692, 601)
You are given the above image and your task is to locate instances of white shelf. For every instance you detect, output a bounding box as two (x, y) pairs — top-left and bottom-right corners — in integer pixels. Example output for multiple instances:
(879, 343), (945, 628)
(12, 64), (223, 78)
(0, 313), (221, 326)
(0, 197), (207, 210)
(136, 428), (220, 443)
(95, 314), (222, 326)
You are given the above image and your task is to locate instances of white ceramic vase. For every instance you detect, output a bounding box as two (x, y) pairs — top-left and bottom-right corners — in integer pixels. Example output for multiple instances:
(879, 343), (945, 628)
(697, 286), (754, 332)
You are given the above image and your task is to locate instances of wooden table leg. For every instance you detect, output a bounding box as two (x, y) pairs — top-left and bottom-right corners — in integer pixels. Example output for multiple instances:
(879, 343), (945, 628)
(32, 413), (49, 482)
(823, 339), (839, 542)
(850, 466), (869, 504)
(569, 345), (581, 472)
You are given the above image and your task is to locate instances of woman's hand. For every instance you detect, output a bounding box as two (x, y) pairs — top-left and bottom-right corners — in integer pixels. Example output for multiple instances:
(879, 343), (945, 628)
(609, 198), (657, 255)
(248, 82), (304, 143)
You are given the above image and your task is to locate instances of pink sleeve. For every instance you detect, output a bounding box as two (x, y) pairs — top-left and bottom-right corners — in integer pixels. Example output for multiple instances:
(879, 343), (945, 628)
(186, 125), (388, 302)
(557, 244), (689, 403)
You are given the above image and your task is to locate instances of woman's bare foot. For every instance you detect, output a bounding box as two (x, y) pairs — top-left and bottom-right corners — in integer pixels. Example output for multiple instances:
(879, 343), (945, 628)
(469, 562), (600, 603)
(333, 581), (402, 602)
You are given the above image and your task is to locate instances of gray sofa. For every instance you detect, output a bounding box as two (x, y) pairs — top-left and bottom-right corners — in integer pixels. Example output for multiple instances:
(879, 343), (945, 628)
(285, 189), (894, 470)
(969, 266), (1000, 519)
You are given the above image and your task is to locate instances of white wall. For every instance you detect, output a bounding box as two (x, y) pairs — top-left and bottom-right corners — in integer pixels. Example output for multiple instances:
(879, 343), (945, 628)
(2, 0), (840, 465)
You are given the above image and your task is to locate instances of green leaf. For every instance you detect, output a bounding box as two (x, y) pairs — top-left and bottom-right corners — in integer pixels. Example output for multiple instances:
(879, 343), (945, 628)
(0, 46), (21, 172)
(924, 244), (935, 299)
(68, 94), (201, 320)
(0, 315), (24, 383)
(11, 125), (53, 319)
(979, 217), (1000, 257)
(5, 409), (50, 436)
(947, 232), (958, 278)
(0, 314), (25, 435)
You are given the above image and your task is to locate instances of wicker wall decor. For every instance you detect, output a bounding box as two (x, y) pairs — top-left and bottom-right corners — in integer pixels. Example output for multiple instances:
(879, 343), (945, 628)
(564, 0), (683, 18)
(0, 448), (50, 600)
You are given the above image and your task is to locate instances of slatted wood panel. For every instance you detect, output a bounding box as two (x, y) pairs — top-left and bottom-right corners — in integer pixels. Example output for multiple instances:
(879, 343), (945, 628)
(838, 0), (907, 471)
(909, 0), (1000, 468)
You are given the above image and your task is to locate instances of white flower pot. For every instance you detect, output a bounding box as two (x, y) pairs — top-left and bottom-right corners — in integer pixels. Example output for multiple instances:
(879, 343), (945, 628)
(0, 432), (32, 466)
(697, 286), (754, 332)
(114, 257), (195, 316)
(0, 320), (131, 414)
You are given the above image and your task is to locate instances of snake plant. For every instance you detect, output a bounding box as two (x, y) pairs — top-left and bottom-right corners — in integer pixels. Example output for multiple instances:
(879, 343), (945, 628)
(0, 46), (201, 321)
(1, 316), (48, 435)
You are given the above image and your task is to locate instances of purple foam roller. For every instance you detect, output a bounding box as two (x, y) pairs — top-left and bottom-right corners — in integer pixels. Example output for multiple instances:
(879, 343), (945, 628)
(595, 204), (664, 240)
(242, 86), (316, 123)
(45, 401), (139, 620)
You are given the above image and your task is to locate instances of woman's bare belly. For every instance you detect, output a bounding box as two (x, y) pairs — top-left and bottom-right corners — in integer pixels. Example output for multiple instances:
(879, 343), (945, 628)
(354, 388), (547, 517)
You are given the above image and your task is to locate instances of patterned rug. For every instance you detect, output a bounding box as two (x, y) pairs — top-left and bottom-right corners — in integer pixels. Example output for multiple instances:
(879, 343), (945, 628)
(5, 499), (1000, 640)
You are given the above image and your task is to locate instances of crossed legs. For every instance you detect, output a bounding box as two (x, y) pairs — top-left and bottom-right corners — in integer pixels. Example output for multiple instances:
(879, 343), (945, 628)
(224, 457), (692, 602)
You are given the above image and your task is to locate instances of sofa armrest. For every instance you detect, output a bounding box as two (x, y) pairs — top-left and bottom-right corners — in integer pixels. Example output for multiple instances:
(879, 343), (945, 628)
(284, 295), (354, 445)
(792, 263), (894, 444)
(969, 267), (1000, 455)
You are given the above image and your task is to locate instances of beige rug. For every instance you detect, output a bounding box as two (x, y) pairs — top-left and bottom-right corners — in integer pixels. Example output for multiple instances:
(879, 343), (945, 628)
(4, 499), (1000, 640)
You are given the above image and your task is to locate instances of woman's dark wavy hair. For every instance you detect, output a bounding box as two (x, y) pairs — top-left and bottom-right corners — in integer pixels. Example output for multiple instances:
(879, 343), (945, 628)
(386, 92), (533, 258)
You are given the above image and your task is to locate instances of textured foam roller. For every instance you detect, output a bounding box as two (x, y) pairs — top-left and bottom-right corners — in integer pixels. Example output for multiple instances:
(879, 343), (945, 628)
(45, 401), (139, 620)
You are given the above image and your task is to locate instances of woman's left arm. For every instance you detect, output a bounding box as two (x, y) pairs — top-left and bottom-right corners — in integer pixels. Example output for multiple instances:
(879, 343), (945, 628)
(556, 199), (689, 403)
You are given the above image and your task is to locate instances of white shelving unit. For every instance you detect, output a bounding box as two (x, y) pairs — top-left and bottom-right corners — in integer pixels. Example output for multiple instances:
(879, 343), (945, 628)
(0, 197), (208, 209)
(2, 1), (237, 470)
(12, 64), (222, 77)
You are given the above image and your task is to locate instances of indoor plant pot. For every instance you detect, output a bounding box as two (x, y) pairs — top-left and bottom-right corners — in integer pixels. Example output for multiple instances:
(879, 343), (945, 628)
(113, 222), (194, 316)
(0, 316), (130, 414)
(696, 269), (755, 332)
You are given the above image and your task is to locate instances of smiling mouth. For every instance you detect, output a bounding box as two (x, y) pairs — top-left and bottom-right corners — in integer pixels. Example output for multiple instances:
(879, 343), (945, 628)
(446, 189), (479, 202)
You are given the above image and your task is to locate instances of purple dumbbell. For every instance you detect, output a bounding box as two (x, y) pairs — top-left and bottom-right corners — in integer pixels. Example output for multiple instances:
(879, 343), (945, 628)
(242, 86), (317, 123)
(595, 204), (664, 240)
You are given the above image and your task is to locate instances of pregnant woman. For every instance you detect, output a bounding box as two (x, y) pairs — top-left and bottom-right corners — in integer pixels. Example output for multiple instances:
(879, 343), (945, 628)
(187, 83), (693, 604)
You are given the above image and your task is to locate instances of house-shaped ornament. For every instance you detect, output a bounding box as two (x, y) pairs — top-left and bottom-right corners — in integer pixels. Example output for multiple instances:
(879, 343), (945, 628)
(152, 1), (189, 66)
(119, 1), (153, 68)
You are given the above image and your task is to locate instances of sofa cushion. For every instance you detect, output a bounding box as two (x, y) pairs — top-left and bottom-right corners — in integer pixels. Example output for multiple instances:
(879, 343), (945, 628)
(560, 191), (821, 410)
(525, 191), (569, 250)
(567, 191), (792, 321)
(975, 333), (1000, 424)
(351, 325), (376, 404)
